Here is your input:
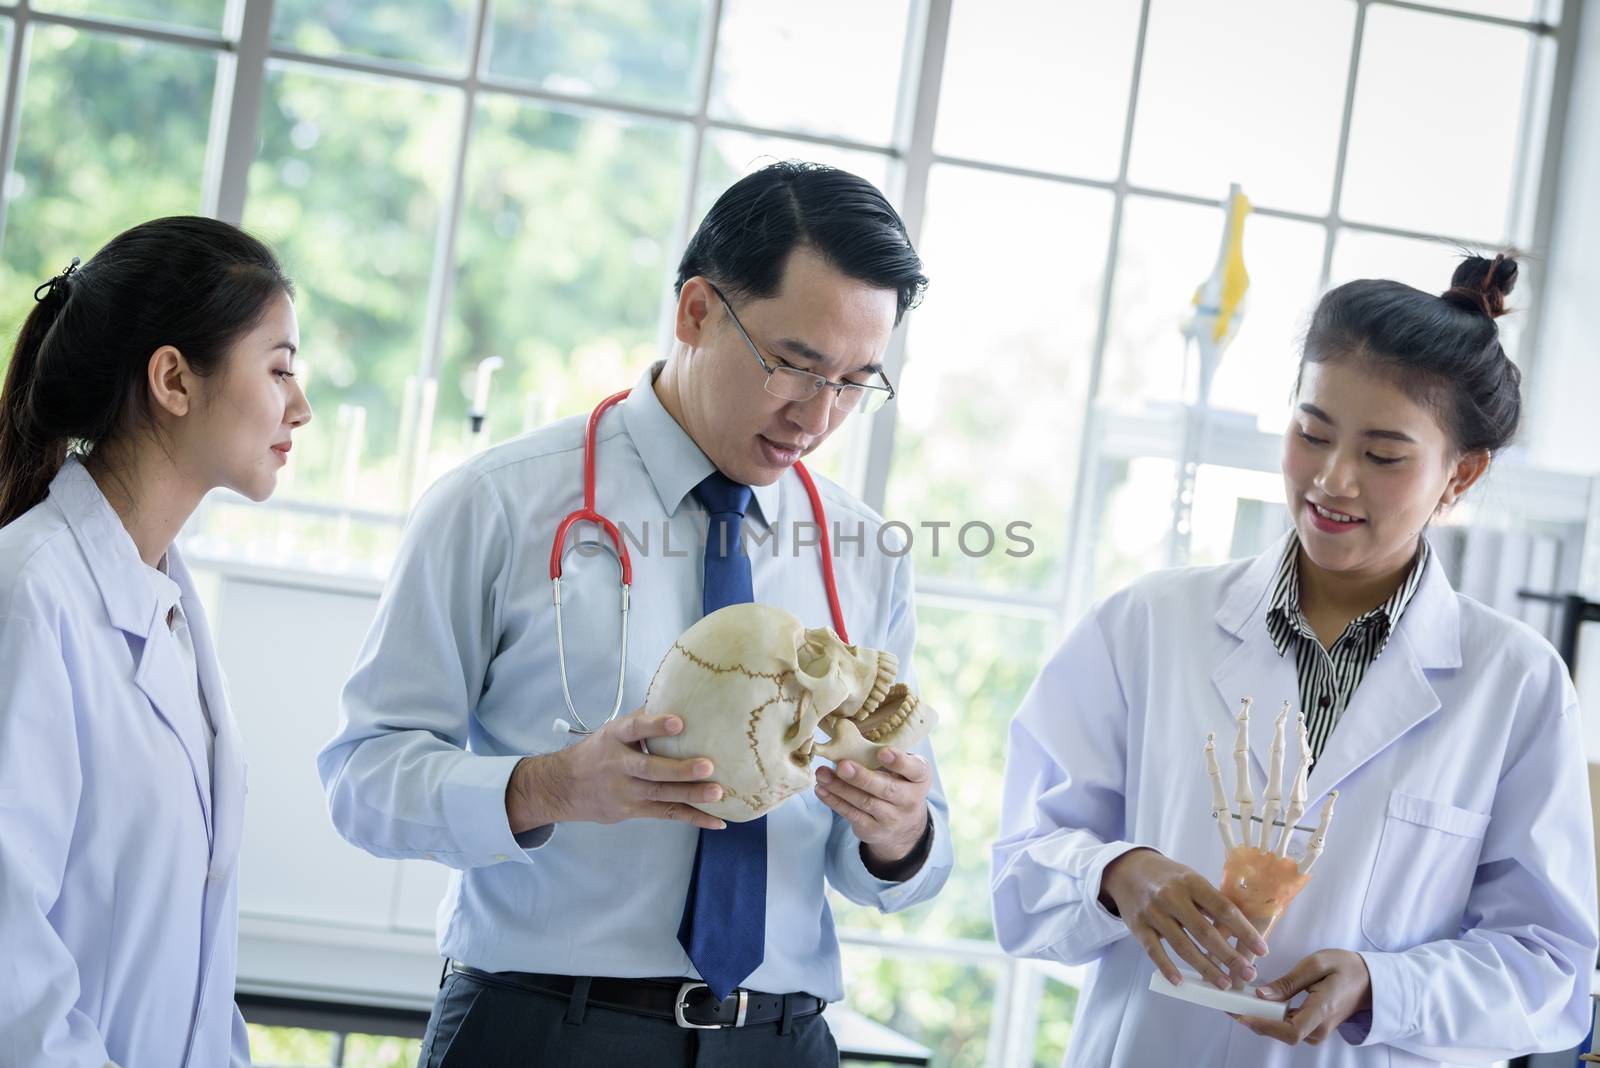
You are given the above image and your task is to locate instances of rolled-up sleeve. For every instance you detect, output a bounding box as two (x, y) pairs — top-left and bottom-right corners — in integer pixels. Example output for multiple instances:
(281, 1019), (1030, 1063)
(317, 466), (553, 869)
(1339, 654), (1597, 1060)
(991, 606), (1142, 965)
(825, 550), (952, 911)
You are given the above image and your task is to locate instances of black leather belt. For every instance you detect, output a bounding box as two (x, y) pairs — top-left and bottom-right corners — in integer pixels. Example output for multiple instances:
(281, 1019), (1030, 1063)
(449, 963), (827, 1030)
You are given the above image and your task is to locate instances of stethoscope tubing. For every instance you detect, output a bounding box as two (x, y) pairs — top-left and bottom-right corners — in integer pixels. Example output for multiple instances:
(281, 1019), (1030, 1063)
(548, 388), (848, 736)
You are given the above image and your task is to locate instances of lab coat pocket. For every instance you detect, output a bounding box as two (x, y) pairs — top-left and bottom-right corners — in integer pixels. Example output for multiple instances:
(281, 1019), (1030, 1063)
(1360, 790), (1490, 952)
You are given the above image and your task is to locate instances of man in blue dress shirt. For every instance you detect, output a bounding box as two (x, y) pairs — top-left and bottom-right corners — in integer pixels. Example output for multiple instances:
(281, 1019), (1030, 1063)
(318, 161), (952, 1066)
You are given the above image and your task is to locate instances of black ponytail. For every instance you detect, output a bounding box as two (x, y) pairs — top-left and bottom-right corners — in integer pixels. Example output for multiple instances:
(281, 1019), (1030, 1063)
(0, 216), (293, 527)
(0, 286), (73, 526)
(1298, 252), (1521, 455)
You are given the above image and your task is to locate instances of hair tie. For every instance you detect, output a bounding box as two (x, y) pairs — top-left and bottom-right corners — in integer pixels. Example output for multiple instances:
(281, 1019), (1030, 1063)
(1480, 253), (1505, 295)
(33, 256), (81, 303)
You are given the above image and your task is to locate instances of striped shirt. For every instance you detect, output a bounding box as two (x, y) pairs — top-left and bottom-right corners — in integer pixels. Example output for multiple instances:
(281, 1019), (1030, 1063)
(1265, 535), (1430, 763)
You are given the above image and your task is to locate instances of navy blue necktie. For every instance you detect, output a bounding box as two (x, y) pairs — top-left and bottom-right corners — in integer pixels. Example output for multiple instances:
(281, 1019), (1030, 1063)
(677, 471), (766, 1001)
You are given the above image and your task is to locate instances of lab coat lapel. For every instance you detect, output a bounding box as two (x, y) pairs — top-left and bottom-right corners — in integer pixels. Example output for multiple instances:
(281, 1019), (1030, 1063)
(1305, 551), (1459, 800)
(132, 611), (215, 838)
(1210, 625), (1303, 784)
(1211, 534), (1303, 785)
(49, 459), (215, 835)
(169, 546), (243, 871)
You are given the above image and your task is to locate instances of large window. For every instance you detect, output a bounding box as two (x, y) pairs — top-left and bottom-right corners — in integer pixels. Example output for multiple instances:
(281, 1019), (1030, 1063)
(0, 1), (1575, 1064)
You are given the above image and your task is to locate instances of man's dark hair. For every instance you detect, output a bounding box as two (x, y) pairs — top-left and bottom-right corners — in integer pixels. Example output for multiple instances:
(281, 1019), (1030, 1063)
(675, 161), (928, 325)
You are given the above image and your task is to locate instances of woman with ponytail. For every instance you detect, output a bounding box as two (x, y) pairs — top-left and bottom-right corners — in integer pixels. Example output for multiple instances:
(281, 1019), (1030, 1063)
(0, 216), (311, 1067)
(995, 254), (1597, 1065)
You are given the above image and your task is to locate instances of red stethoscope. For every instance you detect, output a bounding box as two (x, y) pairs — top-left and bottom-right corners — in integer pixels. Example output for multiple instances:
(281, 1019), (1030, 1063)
(548, 389), (849, 736)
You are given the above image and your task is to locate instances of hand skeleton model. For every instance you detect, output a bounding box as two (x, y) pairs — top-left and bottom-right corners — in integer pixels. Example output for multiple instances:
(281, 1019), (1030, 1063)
(644, 603), (936, 822)
(1205, 698), (1339, 979)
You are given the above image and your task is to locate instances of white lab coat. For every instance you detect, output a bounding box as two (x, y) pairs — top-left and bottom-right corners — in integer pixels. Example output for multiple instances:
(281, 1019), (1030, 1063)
(0, 458), (250, 1068)
(993, 534), (1597, 1067)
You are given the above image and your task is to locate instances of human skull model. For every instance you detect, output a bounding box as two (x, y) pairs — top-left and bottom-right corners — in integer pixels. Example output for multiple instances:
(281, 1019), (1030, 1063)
(642, 603), (935, 821)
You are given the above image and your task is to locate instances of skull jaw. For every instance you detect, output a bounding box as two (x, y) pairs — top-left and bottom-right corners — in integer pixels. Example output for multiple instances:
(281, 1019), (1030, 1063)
(814, 685), (937, 770)
(689, 686), (937, 820)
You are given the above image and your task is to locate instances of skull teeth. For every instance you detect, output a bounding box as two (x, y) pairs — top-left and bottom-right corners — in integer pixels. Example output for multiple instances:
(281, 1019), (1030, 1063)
(860, 688), (918, 742)
(854, 652), (899, 719)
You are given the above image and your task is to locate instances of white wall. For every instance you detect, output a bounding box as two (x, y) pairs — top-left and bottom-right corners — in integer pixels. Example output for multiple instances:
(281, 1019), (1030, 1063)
(196, 563), (449, 1008)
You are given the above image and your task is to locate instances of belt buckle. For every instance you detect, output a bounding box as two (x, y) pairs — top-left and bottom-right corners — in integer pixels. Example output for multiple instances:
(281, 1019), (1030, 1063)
(674, 982), (748, 1029)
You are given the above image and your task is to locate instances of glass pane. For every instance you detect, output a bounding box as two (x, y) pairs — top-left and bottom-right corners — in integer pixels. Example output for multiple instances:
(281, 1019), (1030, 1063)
(1087, 455), (1177, 600)
(1129, 0), (1355, 213)
(1033, 973), (1082, 1068)
(0, 25), (216, 343)
(271, 0), (474, 72)
(1341, 7), (1536, 241)
(247, 1026), (421, 1068)
(1329, 228), (1526, 363)
(1100, 196), (1217, 409)
(1085, 457), (1286, 600)
(841, 944), (1002, 1068)
(887, 165), (1114, 596)
(30, 0), (224, 32)
(1188, 464), (1288, 565)
(242, 63), (458, 525)
(936, 0), (1140, 180)
(431, 97), (690, 479)
(1424, 0), (1550, 19)
(1100, 196), (1325, 427)
(1208, 215), (1327, 428)
(484, 0), (710, 111)
(709, 0), (911, 145)
(835, 602), (1059, 942)
(245, 1026), (336, 1065)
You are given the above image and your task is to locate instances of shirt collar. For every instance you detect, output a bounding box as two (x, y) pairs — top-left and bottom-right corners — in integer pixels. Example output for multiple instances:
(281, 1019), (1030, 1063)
(144, 553), (183, 619)
(48, 456), (166, 637)
(619, 360), (778, 529)
(1266, 534), (1432, 655)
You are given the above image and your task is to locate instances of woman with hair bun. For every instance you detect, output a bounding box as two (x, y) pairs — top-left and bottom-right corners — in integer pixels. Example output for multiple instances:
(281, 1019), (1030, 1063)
(0, 216), (311, 1066)
(994, 254), (1597, 1065)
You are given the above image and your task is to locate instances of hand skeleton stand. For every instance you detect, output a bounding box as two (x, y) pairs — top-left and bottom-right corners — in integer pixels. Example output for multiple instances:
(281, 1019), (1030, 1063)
(1149, 697), (1340, 1021)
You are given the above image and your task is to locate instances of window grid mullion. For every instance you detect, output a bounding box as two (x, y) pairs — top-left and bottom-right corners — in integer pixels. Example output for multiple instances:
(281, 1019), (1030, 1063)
(413, 0), (492, 385)
(206, 0), (273, 225)
(1514, 0), (1585, 386)
(859, 0), (951, 515)
(1320, 0), (1370, 291)
(1060, 0), (1154, 621)
(0, 1), (33, 255)
(655, 0), (724, 361)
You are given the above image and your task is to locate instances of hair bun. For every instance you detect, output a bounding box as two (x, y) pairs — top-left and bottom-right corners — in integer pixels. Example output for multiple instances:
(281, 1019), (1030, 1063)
(1441, 252), (1518, 319)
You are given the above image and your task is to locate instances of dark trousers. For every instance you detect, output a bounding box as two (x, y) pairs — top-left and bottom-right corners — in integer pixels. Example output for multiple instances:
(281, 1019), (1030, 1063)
(417, 971), (841, 1068)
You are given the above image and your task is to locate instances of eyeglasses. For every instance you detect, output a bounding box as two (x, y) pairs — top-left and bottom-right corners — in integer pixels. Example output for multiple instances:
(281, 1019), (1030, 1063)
(708, 283), (896, 415)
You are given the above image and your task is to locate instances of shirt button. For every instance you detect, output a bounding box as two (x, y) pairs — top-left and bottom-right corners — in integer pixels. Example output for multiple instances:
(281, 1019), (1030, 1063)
(495, 853), (509, 862)
(1319, 696), (1331, 708)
